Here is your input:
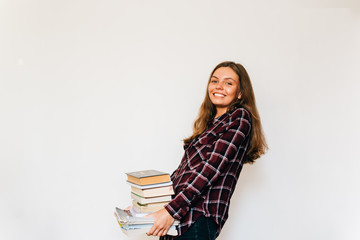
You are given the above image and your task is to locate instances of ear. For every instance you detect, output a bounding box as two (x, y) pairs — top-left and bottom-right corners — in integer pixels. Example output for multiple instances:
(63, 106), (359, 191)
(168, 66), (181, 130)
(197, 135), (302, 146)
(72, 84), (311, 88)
(237, 92), (242, 99)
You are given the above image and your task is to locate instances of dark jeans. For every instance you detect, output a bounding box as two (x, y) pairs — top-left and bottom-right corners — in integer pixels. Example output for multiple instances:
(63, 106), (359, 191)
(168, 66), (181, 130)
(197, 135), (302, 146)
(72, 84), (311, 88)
(176, 215), (217, 240)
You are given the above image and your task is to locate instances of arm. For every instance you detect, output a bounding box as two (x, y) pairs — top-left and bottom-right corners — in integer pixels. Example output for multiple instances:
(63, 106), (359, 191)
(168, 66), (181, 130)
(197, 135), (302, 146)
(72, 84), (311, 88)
(165, 109), (251, 220)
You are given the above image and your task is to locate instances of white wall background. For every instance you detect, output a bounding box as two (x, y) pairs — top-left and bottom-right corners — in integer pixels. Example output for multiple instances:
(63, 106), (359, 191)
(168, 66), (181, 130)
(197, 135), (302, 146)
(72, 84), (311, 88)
(1, 1), (360, 240)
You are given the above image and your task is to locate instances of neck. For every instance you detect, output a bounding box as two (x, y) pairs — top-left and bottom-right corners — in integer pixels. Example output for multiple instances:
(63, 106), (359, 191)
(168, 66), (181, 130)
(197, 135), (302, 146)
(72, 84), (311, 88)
(215, 108), (227, 118)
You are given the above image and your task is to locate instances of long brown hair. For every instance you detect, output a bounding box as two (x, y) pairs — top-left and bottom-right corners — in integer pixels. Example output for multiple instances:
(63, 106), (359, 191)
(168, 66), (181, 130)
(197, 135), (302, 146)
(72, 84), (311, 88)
(184, 61), (268, 164)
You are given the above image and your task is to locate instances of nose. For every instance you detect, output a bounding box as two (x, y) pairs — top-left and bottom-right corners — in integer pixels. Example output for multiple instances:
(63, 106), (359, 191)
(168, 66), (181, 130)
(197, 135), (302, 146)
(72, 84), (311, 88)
(215, 82), (224, 90)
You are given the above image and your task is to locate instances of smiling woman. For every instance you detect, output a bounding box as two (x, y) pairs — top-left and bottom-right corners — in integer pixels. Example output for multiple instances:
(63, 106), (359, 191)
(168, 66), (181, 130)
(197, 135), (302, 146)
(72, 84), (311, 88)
(146, 61), (268, 240)
(208, 67), (241, 118)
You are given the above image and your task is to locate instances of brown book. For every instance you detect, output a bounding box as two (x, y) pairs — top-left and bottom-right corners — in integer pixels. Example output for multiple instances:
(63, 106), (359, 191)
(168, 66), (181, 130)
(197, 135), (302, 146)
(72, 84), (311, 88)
(126, 170), (171, 186)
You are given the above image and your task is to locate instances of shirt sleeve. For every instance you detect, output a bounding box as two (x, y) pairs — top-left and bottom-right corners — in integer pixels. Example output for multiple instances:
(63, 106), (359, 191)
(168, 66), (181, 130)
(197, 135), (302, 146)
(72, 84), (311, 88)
(164, 108), (252, 220)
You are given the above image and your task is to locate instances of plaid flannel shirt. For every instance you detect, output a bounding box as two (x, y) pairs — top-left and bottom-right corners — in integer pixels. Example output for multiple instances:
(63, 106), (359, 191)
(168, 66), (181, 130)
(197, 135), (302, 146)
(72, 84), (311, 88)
(164, 107), (252, 238)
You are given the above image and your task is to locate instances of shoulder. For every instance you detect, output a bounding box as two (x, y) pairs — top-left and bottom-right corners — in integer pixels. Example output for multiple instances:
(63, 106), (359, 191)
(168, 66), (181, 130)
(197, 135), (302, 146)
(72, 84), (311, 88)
(225, 107), (252, 136)
(228, 106), (251, 123)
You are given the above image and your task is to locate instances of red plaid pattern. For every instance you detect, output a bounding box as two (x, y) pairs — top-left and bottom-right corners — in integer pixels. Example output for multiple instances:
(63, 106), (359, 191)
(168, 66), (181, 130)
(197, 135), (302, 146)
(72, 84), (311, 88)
(164, 107), (252, 238)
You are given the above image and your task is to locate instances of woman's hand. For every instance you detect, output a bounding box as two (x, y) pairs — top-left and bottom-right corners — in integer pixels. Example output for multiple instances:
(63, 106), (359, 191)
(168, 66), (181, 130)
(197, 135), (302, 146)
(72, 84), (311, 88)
(146, 208), (175, 237)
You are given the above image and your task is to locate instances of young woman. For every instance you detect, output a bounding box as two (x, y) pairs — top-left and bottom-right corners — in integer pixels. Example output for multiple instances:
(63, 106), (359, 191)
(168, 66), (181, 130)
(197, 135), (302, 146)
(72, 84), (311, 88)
(146, 61), (268, 240)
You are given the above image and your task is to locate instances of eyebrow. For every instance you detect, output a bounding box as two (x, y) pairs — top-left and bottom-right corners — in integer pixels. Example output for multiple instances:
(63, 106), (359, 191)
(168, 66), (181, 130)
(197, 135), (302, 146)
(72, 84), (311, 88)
(211, 76), (236, 81)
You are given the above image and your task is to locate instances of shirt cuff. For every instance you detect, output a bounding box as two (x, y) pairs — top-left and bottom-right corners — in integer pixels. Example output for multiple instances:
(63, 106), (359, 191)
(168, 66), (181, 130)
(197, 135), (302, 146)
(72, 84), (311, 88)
(164, 194), (190, 220)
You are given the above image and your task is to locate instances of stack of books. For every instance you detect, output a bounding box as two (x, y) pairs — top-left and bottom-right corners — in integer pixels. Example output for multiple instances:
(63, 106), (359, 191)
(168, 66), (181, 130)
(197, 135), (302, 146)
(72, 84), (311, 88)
(114, 170), (178, 237)
(126, 170), (175, 213)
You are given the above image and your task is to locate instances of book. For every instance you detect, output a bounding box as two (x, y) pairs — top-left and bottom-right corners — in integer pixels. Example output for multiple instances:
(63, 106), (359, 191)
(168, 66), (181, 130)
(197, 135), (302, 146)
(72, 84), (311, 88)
(130, 206), (148, 217)
(132, 200), (169, 213)
(120, 225), (178, 237)
(126, 170), (171, 185)
(114, 207), (178, 236)
(114, 207), (154, 225)
(131, 192), (172, 205)
(127, 180), (173, 189)
(131, 185), (175, 198)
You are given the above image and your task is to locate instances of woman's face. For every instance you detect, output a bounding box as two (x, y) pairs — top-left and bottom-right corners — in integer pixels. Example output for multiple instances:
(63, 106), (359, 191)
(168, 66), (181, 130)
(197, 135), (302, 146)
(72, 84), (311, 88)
(208, 67), (240, 115)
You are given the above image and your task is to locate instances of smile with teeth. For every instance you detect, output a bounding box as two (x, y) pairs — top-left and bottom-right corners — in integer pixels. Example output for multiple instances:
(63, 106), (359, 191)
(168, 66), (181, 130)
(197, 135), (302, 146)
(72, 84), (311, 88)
(213, 93), (226, 97)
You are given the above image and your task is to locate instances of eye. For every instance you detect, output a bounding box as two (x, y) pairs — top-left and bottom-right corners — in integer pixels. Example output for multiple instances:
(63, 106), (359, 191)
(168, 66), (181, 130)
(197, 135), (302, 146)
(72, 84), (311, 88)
(225, 82), (233, 86)
(210, 79), (218, 83)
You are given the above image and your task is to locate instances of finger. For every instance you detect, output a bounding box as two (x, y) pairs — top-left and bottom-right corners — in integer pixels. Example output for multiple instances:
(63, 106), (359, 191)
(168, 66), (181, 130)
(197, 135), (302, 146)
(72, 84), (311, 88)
(152, 228), (161, 237)
(164, 227), (169, 236)
(162, 227), (170, 236)
(156, 230), (164, 237)
(160, 229), (168, 237)
(147, 225), (156, 236)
